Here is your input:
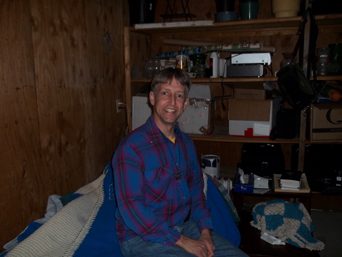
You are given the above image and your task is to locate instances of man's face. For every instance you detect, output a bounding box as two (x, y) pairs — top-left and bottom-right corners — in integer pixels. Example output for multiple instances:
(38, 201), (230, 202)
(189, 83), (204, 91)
(149, 78), (188, 130)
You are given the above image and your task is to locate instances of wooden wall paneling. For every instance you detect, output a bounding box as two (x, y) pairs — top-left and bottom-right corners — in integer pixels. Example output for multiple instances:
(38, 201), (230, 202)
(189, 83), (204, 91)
(31, 0), (94, 194)
(0, 0), (126, 248)
(0, 0), (48, 246)
(30, 0), (125, 192)
(31, 0), (87, 196)
(82, 0), (127, 181)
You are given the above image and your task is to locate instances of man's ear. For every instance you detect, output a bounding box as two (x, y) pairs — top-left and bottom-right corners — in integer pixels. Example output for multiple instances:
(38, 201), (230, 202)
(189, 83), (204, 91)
(149, 91), (155, 106)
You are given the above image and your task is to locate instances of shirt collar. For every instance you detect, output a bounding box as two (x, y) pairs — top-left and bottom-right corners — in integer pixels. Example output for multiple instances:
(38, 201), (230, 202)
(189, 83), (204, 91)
(146, 116), (181, 141)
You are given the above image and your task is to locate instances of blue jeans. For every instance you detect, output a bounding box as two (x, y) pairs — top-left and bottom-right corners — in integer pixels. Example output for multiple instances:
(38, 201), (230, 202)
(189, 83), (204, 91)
(120, 220), (248, 257)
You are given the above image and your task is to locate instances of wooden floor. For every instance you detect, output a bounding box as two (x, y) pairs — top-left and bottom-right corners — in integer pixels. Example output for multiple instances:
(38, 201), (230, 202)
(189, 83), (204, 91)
(311, 209), (342, 257)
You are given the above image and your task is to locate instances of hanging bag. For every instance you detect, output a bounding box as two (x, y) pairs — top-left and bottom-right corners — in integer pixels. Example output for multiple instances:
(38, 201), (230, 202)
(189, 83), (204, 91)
(276, 7), (318, 111)
(271, 7), (318, 139)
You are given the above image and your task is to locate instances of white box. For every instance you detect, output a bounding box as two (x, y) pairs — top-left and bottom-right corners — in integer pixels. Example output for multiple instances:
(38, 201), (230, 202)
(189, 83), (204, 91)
(228, 99), (274, 137)
(178, 84), (212, 134)
(231, 52), (272, 65)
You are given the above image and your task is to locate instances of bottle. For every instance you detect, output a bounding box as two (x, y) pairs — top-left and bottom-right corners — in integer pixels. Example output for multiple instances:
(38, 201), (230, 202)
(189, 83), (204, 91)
(210, 52), (219, 78)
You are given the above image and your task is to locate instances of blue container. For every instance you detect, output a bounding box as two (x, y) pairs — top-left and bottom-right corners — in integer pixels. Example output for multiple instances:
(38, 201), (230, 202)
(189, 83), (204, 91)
(233, 172), (254, 193)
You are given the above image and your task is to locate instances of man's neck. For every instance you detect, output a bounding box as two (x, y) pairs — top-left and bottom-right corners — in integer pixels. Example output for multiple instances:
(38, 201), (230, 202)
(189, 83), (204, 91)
(159, 124), (176, 141)
(153, 117), (176, 139)
(162, 127), (175, 139)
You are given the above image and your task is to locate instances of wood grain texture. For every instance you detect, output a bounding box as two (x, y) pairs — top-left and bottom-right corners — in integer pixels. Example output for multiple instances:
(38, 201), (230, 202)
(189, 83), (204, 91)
(0, 0), (45, 245)
(0, 0), (126, 247)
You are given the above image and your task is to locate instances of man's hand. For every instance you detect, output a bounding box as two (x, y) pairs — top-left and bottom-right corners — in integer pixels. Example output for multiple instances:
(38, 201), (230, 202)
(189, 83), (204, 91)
(175, 229), (214, 257)
(199, 229), (214, 257)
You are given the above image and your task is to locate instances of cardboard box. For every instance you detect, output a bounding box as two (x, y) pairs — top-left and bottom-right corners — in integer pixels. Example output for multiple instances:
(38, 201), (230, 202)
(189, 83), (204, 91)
(228, 99), (274, 137)
(132, 85), (212, 135)
(311, 104), (342, 141)
(178, 84), (212, 134)
(234, 87), (266, 100)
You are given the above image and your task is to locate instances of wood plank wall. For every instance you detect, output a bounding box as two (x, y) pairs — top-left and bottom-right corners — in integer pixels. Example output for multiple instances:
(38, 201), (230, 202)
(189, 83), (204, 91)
(0, 0), (127, 247)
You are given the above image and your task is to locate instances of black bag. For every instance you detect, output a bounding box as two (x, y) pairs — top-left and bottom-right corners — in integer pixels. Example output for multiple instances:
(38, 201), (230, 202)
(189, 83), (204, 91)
(277, 64), (316, 110)
(270, 105), (300, 139)
(276, 8), (318, 111)
(240, 143), (285, 178)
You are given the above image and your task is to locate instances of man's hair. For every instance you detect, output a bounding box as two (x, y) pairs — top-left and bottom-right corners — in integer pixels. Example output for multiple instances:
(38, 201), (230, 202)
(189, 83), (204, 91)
(150, 68), (191, 95)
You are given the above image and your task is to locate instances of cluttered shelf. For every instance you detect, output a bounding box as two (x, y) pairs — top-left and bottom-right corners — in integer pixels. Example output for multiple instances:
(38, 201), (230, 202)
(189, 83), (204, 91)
(232, 172), (313, 214)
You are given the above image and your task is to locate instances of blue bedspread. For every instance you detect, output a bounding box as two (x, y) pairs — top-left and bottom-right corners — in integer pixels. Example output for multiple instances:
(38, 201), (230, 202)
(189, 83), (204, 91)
(2, 164), (240, 257)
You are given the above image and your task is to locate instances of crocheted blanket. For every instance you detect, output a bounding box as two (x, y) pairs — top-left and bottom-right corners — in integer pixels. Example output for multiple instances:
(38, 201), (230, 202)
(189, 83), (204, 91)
(251, 199), (324, 251)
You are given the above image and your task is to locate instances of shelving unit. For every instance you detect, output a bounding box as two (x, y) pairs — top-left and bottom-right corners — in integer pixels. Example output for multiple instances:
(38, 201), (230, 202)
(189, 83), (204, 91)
(124, 12), (342, 175)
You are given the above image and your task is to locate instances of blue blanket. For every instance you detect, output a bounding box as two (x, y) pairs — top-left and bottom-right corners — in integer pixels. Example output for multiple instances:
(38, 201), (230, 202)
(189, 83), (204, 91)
(2, 164), (239, 256)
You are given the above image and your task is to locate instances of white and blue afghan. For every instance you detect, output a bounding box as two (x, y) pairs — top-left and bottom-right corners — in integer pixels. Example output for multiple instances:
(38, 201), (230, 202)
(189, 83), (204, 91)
(251, 199), (325, 251)
(2, 164), (240, 257)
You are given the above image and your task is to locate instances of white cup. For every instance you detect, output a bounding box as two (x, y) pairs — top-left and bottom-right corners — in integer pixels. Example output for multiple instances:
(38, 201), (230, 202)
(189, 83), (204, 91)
(201, 154), (220, 178)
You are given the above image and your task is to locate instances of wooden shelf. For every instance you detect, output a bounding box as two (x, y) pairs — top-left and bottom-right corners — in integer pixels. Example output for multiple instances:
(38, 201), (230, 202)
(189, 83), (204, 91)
(191, 134), (299, 144)
(132, 76), (277, 84)
(190, 124), (300, 144)
(273, 174), (311, 193)
(308, 139), (342, 144)
(131, 14), (342, 34)
(315, 75), (342, 81)
(132, 74), (342, 84)
(131, 16), (302, 34)
(316, 14), (342, 27)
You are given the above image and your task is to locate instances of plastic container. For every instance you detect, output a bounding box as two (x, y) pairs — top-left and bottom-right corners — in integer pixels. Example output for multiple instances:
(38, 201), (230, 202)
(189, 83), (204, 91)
(272, 0), (300, 18)
(233, 172), (254, 193)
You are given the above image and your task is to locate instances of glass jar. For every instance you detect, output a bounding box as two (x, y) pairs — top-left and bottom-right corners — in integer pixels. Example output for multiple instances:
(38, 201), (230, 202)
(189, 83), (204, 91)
(317, 47), (329, 75)
(144, 58), (160, 79)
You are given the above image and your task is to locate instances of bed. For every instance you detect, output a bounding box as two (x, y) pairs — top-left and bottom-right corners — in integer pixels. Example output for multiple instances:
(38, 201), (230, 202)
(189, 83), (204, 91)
(1, 164), (240, 257)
